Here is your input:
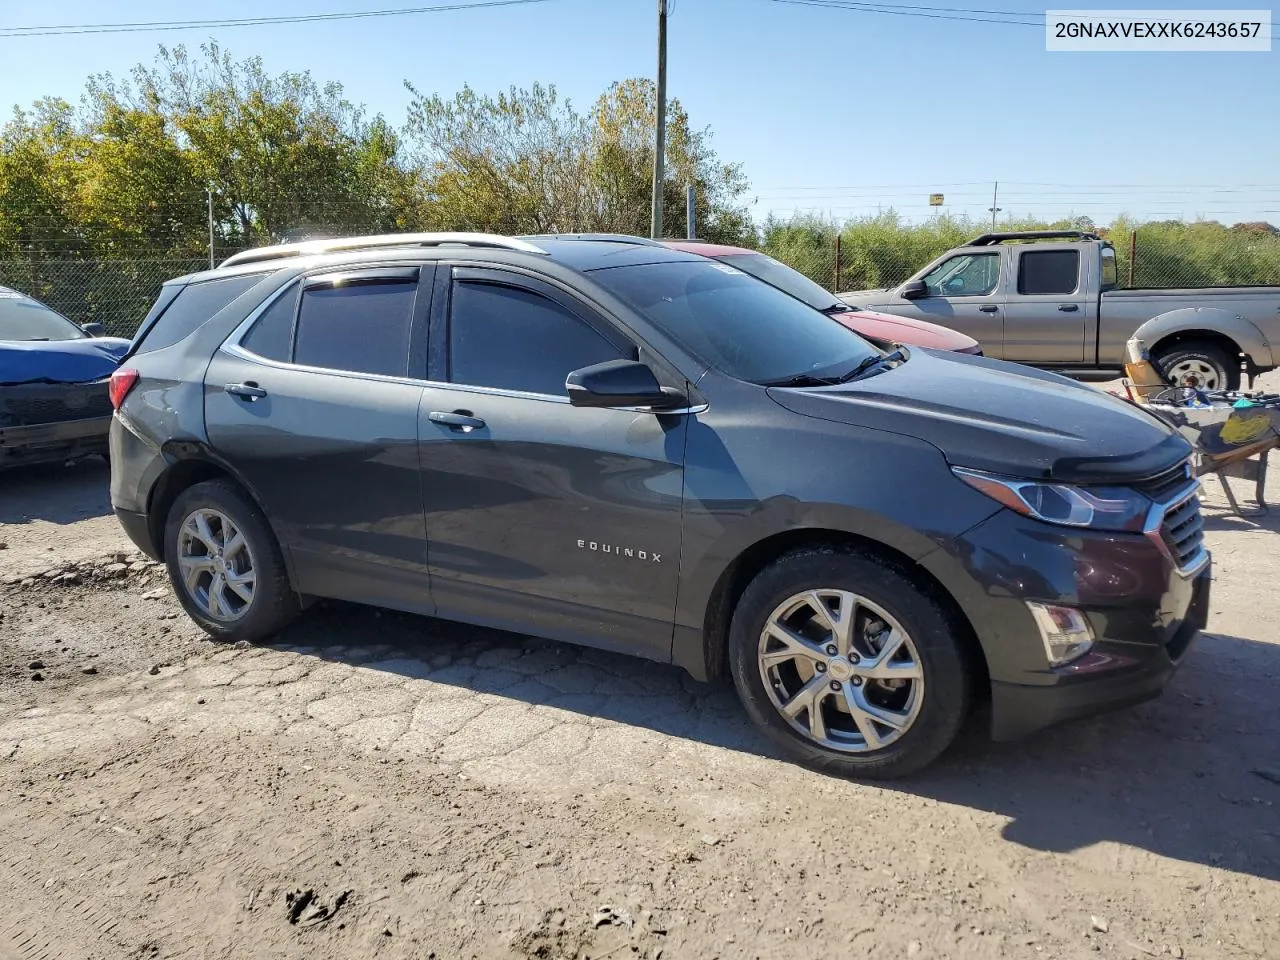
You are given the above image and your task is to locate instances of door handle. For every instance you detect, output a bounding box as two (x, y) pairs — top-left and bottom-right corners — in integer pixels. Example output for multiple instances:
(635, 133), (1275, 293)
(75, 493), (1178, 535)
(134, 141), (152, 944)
(429, 410), (486, 433)
(978, 305), (999, 313)
(225, 381), (267, 400)
(1058, 304), (1080, 312)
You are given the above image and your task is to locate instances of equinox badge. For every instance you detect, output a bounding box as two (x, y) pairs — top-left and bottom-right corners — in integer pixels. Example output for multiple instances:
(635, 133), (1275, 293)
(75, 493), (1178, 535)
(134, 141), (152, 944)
(577, 539), (662, 563)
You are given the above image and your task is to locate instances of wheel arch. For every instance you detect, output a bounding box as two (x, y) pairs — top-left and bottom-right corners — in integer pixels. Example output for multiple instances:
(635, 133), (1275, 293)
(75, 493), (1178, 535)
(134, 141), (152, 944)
(1138, 308), (1273, 370)
(685, 527), (988, 696)
(145, 442), (286, 572)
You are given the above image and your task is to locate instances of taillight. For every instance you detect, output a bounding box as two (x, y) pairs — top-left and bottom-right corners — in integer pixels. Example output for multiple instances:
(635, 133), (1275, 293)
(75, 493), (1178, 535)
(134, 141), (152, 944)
(109, 368), (139, 410)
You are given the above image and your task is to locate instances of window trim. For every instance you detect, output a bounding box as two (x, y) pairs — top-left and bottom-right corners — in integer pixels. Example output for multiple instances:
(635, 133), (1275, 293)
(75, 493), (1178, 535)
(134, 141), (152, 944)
(1015, 248), (1082, 297)
(434, 265), (639, 399)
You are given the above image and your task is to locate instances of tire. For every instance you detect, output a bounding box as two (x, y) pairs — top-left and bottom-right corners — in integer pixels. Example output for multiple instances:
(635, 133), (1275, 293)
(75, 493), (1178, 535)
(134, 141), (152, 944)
(163, 479), (299, 642)
(729, 547), (972, 779)
(1153, 340), (1240, 392)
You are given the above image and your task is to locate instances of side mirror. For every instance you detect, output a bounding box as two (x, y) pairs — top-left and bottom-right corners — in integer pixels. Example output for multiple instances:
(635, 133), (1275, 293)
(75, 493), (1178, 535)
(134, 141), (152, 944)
(566, 359), (685, 410)
(900, 280), (928, 301)
(81, 322), (106, 337)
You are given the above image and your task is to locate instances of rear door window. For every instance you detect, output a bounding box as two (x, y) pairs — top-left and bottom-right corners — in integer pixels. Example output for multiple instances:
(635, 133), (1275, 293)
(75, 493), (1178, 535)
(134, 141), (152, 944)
(293, 278), (417, 377)
(133, 274), (265, 354)
(1017, 250), (1081, 295)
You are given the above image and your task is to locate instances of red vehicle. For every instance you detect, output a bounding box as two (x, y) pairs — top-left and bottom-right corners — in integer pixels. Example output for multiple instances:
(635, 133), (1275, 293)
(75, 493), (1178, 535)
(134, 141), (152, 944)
(660, 240), (981, 355)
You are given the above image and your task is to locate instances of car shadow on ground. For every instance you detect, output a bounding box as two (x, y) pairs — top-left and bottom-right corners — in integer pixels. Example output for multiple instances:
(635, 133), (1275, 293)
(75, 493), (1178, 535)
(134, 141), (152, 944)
(0, 457), (111, 525)
(265, 603), (1280, 886)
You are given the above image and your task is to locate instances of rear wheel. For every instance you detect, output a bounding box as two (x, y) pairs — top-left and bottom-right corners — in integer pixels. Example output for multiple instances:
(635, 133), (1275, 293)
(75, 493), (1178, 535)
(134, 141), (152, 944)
(1153, 340), (1240, 392)
(729, 548), (972, 779)
(164, 479), (299, 642)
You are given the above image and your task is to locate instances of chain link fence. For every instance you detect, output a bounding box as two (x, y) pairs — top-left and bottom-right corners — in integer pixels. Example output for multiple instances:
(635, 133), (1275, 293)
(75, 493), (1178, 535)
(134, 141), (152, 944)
(765, 226), (1280, 295)
(0, 257), (209, 338)
(4, 225), (1280, 339)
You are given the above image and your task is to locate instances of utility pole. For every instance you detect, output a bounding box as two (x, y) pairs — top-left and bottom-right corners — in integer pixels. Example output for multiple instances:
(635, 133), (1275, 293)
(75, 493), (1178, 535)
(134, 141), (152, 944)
(686, 184), (696, 239)
(988, 180), (1001, 231)
(207, 189), (216, 269)
(650, 0), (667, 239)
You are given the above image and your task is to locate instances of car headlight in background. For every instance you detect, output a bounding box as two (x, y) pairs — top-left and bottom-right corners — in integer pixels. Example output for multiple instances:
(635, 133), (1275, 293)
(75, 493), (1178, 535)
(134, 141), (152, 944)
(952, 467), (1149, 532)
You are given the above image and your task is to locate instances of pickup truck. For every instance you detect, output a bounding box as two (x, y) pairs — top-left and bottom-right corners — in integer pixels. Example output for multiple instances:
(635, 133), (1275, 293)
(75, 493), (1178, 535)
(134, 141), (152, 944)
(837, 230), (1280, 391)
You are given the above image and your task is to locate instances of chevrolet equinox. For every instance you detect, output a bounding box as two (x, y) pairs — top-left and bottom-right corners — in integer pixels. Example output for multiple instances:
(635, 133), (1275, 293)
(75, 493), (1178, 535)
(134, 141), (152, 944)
(108, 233), (1211, 778)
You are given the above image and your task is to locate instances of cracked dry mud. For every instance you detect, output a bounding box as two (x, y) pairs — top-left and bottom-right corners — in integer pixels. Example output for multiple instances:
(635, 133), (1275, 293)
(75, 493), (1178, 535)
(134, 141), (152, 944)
(2, 443), (1279, 959)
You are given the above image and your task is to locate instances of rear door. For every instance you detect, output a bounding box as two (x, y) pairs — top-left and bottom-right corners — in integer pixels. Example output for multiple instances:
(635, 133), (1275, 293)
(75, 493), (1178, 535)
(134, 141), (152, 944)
(416, 265), (687, 661)
(204, 265), (434, 611)
(892, 250), (1006, 356)
(1002, 245), (1089, 363)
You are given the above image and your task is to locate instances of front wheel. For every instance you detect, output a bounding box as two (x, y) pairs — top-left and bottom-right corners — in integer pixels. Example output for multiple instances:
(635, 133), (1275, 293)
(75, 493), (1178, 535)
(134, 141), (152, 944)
(1153, 340), (1240, 392)
(729, 548), (972, 779)
(164, 479), (299, 642)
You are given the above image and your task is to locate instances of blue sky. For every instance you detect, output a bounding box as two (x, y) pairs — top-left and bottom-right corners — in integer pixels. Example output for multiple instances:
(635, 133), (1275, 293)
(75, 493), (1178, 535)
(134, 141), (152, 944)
(2, 0), (1278, 227)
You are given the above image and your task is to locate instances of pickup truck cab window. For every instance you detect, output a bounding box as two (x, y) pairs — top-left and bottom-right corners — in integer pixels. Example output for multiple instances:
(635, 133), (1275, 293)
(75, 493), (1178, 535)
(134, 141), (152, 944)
(1017, 249), (1080, 296)
(447, 278), (629, 396)
(922, 253), (1000, 297)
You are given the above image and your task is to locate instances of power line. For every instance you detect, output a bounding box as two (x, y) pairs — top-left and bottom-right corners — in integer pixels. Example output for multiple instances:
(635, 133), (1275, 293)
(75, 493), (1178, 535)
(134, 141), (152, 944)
(0, 0), (551, 38)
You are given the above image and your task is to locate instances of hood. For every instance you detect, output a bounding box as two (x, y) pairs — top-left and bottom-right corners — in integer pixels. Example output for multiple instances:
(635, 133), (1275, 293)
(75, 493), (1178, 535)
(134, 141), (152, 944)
(0, 337), (130, 386)
(837, 289), (890, 304)
(768, 349), (1191, 484)
(832, 308), (980, 354)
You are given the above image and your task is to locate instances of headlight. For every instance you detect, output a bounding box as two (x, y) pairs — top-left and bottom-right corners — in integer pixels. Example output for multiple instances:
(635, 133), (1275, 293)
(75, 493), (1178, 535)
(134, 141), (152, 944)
(952, 467), (1149, 532)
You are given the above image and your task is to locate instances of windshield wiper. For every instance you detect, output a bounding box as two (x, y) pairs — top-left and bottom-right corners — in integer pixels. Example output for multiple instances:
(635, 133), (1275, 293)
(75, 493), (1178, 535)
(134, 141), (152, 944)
(762, 372), (843, 388)
(837, 347), (907, 383)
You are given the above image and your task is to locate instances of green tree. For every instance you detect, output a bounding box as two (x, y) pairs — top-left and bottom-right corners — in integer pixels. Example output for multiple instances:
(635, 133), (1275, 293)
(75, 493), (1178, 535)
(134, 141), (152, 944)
(111, 42), (418, 248)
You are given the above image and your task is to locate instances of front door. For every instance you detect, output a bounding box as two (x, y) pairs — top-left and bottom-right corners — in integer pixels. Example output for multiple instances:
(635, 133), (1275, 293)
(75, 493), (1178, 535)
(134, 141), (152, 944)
(204, 265), (434, 610)
(892, 250), (1006, 356)
(417, 266), (687, 661)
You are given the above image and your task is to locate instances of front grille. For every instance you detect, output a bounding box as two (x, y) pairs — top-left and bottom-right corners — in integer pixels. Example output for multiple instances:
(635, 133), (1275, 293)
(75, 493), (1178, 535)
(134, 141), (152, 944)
(1132, 460), (1193, 502)
(0, 380), (112, 427)
(1160, 493), (1206, 571)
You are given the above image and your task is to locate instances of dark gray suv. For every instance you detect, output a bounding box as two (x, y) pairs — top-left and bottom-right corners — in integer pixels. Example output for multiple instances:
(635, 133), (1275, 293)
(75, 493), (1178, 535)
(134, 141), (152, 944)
(108, 233), (1210, 778)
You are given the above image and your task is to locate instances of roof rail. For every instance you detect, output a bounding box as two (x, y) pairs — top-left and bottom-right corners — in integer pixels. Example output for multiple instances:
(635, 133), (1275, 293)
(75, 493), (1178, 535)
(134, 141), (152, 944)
(220, 232), (547, 268)
(967, 230), (1100, 246)
(518, 233), (664, 247)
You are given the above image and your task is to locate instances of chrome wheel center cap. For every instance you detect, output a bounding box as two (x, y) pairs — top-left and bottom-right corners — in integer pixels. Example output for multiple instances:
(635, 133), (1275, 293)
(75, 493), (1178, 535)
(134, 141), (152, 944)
(827, 658), (854, 682)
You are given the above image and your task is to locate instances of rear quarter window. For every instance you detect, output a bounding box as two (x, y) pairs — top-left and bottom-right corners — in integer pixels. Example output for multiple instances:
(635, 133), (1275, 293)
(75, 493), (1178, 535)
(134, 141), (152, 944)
(133, 274), (266, 355)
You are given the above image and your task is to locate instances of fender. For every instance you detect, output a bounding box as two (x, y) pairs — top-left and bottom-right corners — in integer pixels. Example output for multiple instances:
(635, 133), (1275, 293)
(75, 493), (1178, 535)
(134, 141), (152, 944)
(149, 438), (304, 588)
(1136, 307), (1275, 369)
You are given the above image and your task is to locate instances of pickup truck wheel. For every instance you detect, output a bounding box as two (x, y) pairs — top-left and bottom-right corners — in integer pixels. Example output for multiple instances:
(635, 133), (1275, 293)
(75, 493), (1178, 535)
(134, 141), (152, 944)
(729, 549), (971, 779)
(163, 479), (299, 642)
(1153, 340), (1240, 392)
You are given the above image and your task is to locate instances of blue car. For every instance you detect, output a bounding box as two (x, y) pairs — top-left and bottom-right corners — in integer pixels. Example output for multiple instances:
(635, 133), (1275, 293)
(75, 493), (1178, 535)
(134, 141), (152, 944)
(0, 286), (130, 469)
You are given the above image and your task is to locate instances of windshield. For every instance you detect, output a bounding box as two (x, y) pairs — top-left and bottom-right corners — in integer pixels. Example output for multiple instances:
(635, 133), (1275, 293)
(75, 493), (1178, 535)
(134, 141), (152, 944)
(0, 293), (85, 342)
(720, 253), (844, 312)
(589, 259), (879, 384)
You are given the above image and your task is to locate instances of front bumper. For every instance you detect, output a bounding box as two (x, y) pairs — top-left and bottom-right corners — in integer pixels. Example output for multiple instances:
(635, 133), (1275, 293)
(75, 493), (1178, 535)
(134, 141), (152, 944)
(989, 568), (1208, 739)
(925, 507), (1211, 741)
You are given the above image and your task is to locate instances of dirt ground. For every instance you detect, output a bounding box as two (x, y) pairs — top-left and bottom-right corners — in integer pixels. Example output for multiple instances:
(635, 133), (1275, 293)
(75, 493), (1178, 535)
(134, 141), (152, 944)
(2, 385), (1279, 959)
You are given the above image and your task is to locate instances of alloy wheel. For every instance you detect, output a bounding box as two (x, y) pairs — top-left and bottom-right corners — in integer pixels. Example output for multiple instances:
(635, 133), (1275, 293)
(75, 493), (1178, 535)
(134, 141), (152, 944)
(176, 508), (256, 622)
(758, 589), (925, 752)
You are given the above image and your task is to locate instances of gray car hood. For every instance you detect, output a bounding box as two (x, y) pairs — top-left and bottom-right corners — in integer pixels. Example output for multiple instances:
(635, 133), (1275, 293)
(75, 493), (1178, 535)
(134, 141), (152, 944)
(767, 349), (1191, 484)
